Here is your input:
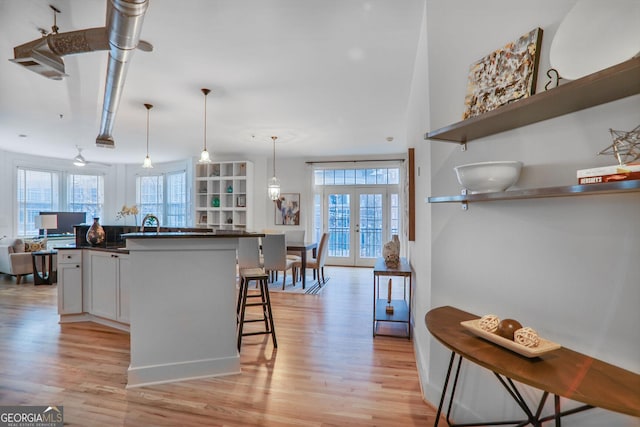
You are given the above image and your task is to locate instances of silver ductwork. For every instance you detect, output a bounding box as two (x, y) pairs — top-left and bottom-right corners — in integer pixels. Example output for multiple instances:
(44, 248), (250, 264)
(96, 0), (149, 148)
(10, 0), (150, 149)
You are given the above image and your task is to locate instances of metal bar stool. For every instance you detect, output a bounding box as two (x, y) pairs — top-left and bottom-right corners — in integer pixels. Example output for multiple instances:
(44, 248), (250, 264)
(237, 267), (277, 351)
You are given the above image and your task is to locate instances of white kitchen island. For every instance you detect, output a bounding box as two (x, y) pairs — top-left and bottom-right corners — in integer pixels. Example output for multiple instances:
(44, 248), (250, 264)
(122, 232), (253, 388)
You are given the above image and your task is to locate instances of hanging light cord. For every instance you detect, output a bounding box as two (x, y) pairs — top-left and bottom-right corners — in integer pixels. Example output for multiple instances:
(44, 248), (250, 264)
(272, 136), (277, 176)
(144, 103), (153, 156)
(202, 88), (211, 152)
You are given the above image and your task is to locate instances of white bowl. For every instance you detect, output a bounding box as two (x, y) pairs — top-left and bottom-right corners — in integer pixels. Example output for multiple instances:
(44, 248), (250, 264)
(454, 161), (523, 194)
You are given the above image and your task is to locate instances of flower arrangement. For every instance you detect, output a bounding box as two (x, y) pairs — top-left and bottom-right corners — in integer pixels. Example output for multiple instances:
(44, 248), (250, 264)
(116, 204), (139, 224)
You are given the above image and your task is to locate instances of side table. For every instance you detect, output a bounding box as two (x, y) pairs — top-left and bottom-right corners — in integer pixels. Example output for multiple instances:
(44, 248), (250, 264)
(31, 250), (57, 285)
(373, 257), (412, 339)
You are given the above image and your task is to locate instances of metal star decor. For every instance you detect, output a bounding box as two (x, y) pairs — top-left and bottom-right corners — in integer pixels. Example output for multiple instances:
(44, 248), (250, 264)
(599, 124), (640, 165)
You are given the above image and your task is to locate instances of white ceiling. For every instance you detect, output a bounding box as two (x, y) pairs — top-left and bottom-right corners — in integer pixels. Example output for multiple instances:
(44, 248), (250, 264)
(0, 0), (425, 165)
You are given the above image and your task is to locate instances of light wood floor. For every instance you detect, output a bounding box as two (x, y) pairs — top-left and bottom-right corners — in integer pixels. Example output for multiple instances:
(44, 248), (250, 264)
(0, 267), (442, 426)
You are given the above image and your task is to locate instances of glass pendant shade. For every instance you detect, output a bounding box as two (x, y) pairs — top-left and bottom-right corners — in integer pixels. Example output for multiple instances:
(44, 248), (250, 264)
(268, 176), (281, 201)
(198, 88), (212, 163)
(142, 103), (153, 168)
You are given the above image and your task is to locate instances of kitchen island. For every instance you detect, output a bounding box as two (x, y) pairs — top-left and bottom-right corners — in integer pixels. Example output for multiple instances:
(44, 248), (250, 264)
(57, 231), (261, 388)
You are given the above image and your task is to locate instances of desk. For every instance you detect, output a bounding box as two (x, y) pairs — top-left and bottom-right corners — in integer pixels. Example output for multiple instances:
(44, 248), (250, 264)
(425, 306), (640, 426)
(373, 257), (412, 339)
(31, 250), (57, 285)
(286, 241), (317, 289)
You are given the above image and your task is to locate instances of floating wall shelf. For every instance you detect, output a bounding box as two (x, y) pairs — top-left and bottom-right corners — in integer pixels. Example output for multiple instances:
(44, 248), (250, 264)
(425, 57), (640, 144)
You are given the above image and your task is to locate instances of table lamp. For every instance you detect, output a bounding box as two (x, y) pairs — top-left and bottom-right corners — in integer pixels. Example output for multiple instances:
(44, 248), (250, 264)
(35, 214), (58, 239)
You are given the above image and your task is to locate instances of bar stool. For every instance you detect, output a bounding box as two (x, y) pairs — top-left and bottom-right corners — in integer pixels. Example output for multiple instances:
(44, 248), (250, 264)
(237, 267), (277, 351)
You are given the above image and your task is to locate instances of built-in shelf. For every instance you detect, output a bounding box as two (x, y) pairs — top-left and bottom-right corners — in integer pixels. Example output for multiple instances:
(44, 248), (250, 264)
(427, 180), (640, 205)
(425, 57), (640, 144)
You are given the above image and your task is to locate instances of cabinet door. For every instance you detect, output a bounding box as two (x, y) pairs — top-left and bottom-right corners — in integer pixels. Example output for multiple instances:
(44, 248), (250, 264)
(117, 255), (131, 323)
(58, 263), (83, 314)
(89, 252), (118, 320)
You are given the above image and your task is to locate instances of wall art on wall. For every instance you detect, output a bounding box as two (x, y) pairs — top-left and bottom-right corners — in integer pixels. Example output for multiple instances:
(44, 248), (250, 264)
(274, 193), (300, 225)
(463, 27), (543, 120)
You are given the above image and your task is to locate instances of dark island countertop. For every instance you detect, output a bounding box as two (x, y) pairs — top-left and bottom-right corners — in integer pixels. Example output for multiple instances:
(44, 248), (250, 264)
(121, 231), (264, 239)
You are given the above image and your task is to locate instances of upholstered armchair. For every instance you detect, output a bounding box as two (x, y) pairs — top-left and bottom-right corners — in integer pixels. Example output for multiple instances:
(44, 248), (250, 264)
(0, 238), (40, 284)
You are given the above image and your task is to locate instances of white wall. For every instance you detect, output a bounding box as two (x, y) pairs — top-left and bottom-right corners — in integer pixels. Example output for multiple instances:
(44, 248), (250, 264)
(415, 1), (640, 425)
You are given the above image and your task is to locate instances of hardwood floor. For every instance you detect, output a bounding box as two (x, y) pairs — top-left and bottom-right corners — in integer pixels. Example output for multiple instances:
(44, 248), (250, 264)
(0, 267), (442, 426)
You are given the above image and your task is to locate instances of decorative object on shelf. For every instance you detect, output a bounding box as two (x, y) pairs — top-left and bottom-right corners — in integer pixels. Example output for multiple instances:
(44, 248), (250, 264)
(599, 124), (640, 165)
(382, 234), (400, 268)
(268, 136), (281, 200)
(211, 164), (220, 177)
(86, 217), (105, 246)
(198, 88), (212, 163)
(226, 185), (233, 193)
(544, 68), (562, 91)
(212, 197), (220, 207)
(274, 193), (300, 225)
(115, 204), (139, 226)
(237, 195), (246, 207)
(226, 217), (233, 224)
(463, 27), (543, 120)
(454, 161), (523, 194)
(199, 213), (207, 224)
(385, 278), (394, 314)
(142, 103), (153, 168)
(549, 0), (640, 80)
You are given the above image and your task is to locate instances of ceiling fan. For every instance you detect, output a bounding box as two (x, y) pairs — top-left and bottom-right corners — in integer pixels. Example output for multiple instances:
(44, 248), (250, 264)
(72, 146), (111, 167)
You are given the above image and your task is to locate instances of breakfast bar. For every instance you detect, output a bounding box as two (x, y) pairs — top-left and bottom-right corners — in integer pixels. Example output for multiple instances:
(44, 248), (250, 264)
(122, 232), (257, 388)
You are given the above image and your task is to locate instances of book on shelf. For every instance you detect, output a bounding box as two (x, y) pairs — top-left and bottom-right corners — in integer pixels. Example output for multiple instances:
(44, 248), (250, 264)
(576, 163), (640, 178)
(578, 171), (640, 185)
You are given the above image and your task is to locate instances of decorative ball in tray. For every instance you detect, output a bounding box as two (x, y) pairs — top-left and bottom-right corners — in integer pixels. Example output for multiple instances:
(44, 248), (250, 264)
(461, 314), (561, 357)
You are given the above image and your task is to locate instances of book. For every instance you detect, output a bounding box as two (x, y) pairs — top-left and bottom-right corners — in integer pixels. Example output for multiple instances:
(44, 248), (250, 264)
(578, 171), (640, 185)
(576, 163), (640, 178)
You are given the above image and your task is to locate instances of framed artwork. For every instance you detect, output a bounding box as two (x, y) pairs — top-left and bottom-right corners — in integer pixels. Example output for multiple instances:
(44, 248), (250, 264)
(237, 195), (246, 207)
(274, 193), (300, 225)
(463, 27), (543, 120)
(199, 213), (207, 224)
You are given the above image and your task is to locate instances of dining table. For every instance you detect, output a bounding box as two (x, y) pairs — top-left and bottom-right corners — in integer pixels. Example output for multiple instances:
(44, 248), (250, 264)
(286, 241), (318, 289)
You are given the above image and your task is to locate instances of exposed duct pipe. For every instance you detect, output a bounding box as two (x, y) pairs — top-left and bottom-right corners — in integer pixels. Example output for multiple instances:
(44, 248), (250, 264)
(96, 0), (149, 148)
(10, 0), (150, 150)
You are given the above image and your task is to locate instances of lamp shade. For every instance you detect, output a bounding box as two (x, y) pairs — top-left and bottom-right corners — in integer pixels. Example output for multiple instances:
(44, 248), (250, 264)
(35, 214), (58, 230)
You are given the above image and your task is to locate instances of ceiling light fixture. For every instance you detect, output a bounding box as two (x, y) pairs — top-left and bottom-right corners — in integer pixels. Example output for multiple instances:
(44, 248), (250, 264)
(267, 136), (281, 201)
(73, 146), (86, 167)
(142, 103), (153, 168)
(199, 88), (212, 163)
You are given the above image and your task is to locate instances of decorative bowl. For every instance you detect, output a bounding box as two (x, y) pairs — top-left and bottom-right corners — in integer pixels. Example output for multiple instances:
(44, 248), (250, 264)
(454, 161), (523, 194)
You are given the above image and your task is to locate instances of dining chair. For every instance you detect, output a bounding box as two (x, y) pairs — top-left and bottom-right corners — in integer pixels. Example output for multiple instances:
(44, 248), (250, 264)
(262, 234), (297, 290)
(299, 232), (329, 284)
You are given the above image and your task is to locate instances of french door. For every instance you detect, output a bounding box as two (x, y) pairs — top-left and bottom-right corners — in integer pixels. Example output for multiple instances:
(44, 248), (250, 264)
(324, 186), (399, 267)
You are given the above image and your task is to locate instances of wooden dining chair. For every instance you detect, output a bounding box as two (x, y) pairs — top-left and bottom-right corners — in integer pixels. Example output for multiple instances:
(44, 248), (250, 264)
(262, 234), (297, 290)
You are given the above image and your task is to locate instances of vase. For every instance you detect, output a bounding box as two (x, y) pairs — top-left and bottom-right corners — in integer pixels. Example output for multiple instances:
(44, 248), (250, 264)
(86, 217), (106, 246)
(383, 234), (400, 268)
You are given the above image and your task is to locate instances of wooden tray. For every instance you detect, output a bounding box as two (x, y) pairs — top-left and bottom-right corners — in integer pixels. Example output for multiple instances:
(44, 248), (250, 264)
(461, 319), (561, 358)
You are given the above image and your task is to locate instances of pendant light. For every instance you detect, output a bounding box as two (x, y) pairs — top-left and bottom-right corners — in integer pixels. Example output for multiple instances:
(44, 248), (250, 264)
(199, 88), (212, 163)
(142, 103), (153, 168)
(267, 136), (280, 200)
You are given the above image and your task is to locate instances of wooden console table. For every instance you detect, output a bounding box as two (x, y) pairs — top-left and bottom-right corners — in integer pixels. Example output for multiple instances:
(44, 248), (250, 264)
(373, 257), (412, 339)
(425, 306), (639, 426)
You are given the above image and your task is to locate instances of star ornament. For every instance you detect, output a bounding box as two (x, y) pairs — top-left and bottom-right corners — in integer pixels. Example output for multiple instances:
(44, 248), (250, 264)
(599, 125), (640, 165)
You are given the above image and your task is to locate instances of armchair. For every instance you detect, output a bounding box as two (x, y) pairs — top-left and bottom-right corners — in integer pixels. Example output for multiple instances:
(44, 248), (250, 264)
(0, 239), (35, 284)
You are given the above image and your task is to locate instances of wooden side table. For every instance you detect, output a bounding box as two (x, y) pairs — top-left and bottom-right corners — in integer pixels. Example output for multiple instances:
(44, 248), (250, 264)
(31, 250), (57, 285)
(373, 257), (412, 339)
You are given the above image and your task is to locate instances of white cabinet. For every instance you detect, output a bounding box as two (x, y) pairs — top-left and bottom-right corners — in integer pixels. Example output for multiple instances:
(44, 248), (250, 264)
(195, 160), (253, 230)
(57, 250), (83, 314)
(88, 250), (129, 324)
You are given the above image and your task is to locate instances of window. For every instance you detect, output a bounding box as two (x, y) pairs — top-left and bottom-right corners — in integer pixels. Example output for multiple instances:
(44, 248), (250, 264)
(314, 167), (400, 186)
(67, 174), (104, 220)
(17, 168), (59, 237)
(137, 171), (187, 227)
